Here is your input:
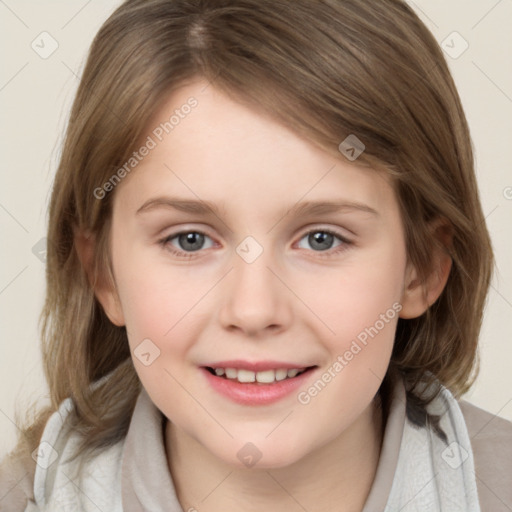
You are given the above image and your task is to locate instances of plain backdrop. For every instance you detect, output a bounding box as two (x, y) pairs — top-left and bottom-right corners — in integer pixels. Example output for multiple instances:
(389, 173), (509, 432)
(1, 0), (511, 457)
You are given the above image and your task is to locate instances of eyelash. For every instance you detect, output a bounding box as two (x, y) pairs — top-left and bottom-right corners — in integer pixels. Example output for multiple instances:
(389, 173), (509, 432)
(158, 228), (353, 260)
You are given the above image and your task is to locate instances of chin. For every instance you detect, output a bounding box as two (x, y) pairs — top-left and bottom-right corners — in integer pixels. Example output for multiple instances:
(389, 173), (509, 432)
(209, 438), (309, 471)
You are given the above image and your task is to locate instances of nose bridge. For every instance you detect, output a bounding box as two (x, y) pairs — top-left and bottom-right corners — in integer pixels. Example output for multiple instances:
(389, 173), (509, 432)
(218, 236), (291, 334)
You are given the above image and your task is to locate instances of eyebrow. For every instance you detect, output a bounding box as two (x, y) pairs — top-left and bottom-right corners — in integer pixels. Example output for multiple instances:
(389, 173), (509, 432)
(136, 196), (379, 218)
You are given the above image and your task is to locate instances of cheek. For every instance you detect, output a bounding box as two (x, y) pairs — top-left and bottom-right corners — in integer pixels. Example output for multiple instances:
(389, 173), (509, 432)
(291, 240), (405, 401)
(112, 254), (206, 405)
(299, 247), (405, 344)
(113, 248), (203, 349)
(294, 268), (400, 432)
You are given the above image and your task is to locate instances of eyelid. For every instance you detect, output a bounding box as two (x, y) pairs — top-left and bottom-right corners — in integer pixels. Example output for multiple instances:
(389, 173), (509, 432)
(164, 230), (216, 244)
(158, 228), (217, 257)
(296, 224), (354, 243)
(157, 223), (216, 240)
(158, 224), (355, 260)
(293, 227), (353, 255)
(159, 224), (353, 244)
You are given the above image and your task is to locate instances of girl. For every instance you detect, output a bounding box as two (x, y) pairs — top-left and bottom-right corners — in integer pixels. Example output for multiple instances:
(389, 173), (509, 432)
(1, 0), (511, 511)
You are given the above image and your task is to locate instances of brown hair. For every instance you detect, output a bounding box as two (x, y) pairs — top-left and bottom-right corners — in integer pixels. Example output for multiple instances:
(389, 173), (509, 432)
(12, 0), (492, 464)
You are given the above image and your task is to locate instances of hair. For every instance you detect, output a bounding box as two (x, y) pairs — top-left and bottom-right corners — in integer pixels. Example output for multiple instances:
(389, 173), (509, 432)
(11, 0), (493, 466)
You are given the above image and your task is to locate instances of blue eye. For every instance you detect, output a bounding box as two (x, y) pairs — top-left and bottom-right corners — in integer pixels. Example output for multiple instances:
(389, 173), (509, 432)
(160, 231), (215, 258)
(159, 228), (352, 259)
(297, 229), (350, 254)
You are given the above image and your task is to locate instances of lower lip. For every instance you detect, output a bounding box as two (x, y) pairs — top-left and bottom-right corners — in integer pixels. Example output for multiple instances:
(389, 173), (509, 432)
(200, 367), (316, 405)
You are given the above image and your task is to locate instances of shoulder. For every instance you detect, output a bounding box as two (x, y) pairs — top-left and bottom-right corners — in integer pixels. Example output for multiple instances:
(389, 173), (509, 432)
(0, 398), (76, 511)
(0, 396), (126, 512)
(0, 448), (37, 511)
(458, 399), (512, 511)
(34, 398), (125, 511)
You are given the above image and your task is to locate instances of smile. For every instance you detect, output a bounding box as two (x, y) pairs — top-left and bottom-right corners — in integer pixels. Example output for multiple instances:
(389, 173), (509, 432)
(200, 363), (318, 405)
(205, 366), (310, 384)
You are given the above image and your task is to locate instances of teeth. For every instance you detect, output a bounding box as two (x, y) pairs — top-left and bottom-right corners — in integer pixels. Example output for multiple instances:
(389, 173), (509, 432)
(275, 369), (288, 381)
(237, 369), (256, 383)
(211, 367), (307, 384)
(225, 368), (237, 379)
(256, 370), (275, 383)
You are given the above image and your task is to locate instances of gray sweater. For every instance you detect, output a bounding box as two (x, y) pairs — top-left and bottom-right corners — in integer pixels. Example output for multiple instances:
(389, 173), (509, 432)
(1, 378), (511, 511)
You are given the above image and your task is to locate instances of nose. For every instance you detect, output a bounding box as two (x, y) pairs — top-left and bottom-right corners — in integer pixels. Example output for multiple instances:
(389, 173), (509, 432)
(217, 247), (293, 337)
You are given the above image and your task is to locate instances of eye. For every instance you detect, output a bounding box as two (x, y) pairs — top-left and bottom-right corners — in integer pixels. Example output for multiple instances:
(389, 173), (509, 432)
(296, 229), (351, 255)
(159, 227), (352, 259)
(159, 231), (215, 257)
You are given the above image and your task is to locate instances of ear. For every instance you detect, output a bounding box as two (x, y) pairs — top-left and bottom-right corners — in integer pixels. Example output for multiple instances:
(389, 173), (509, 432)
(74, 227), (125, 327)
(399, 218), (453, 319)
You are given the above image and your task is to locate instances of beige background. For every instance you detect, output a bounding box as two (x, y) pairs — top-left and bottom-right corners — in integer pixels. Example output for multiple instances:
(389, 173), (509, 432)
(1, 0), (511, 457)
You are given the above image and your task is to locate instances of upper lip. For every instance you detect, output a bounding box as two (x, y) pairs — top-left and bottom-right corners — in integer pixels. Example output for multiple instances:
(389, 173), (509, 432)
(202, 360), (316, 372)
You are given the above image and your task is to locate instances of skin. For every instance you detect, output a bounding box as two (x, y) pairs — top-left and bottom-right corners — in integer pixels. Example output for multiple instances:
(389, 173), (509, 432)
(81, 78), (451, 512)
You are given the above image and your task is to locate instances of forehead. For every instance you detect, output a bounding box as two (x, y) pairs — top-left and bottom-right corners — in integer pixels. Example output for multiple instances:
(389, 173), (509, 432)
(113, 80), (396, 219)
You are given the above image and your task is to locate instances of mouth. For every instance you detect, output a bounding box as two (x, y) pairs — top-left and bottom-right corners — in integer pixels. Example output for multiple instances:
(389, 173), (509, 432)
(203, 366), (316, 385)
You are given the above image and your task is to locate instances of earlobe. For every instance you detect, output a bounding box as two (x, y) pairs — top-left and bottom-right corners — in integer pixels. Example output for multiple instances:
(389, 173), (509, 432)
(95, 285), (126, 327)
(73, 227), (126, 327)
(399, 220), (453, 319)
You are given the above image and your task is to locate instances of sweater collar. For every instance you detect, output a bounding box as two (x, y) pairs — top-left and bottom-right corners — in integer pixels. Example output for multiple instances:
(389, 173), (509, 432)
(121, 378), (407, 511)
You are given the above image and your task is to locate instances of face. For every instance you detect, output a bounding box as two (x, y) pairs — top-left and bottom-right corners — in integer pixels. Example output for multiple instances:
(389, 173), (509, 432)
(100, 78), (412, 469)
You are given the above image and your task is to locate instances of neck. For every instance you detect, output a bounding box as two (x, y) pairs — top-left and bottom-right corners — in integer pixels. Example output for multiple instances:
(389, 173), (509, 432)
(165, 398), (384, 512)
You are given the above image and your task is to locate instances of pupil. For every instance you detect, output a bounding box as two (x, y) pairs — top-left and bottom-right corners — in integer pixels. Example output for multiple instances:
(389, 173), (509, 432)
(179, 232), (204, 251)
(310, 232), (333, 251)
